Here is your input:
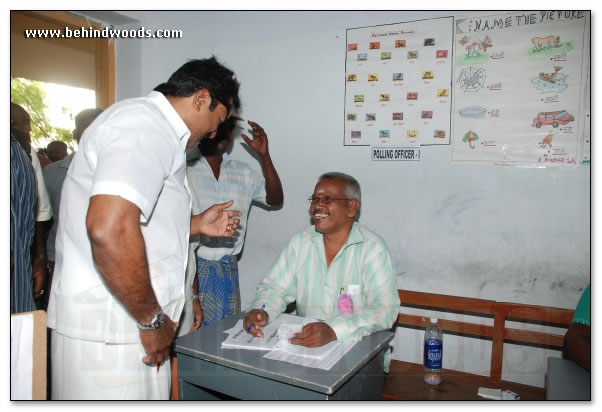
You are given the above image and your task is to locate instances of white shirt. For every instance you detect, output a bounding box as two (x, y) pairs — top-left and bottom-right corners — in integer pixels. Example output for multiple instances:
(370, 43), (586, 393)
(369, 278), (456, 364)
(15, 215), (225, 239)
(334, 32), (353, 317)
(47, 91), (192, 343)
(30, 146), (53, 221)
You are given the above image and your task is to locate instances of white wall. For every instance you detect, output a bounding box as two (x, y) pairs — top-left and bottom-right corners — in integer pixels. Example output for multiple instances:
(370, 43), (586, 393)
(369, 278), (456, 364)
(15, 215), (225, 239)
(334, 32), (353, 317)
(112, 11), (590, 388)
(114, 11), (217, 98)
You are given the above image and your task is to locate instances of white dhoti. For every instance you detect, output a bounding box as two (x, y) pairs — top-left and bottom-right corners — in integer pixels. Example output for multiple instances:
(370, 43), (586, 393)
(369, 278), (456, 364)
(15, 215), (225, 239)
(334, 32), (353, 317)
(51, 330), (170, 400)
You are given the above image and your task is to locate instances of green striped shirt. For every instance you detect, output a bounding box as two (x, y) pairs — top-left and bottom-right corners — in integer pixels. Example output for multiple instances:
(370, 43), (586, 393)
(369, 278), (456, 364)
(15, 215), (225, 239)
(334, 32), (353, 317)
(249, 222), (400, 342)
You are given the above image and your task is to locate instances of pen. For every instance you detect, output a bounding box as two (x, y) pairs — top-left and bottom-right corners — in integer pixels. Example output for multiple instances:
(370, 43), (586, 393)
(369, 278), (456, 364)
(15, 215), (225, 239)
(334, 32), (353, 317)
(157, 362), (160, 372)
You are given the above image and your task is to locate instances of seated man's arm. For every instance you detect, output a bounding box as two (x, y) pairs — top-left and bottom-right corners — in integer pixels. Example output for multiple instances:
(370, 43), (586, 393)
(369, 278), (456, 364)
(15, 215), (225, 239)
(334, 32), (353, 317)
(326, 242), (400, 342)
(244, 234), (300, 335)
(564, 322), (590, 370)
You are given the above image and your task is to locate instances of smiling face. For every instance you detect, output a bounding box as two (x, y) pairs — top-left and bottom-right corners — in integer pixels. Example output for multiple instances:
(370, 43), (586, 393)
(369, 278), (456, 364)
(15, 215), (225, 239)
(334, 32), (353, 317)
(310, 178), (359, 236)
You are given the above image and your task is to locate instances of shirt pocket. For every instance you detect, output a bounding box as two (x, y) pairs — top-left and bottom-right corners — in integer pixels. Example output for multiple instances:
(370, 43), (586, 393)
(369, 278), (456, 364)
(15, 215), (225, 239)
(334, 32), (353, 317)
(346, 283), (365, 311)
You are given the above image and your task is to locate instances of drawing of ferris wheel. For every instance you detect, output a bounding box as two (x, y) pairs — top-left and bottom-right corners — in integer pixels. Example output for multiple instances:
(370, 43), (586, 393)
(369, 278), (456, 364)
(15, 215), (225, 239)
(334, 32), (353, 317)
(457, 67), (486, 92)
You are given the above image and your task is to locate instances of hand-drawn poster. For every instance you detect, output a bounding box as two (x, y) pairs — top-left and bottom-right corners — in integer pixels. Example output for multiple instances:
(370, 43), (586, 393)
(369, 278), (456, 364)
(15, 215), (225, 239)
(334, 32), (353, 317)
(344, 17), (454, 147)
(451, 11), (590, 166)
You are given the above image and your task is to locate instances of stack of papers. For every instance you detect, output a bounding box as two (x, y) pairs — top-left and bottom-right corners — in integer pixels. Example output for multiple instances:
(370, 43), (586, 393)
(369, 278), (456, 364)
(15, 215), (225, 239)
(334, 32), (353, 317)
(221, 313), (356, 370)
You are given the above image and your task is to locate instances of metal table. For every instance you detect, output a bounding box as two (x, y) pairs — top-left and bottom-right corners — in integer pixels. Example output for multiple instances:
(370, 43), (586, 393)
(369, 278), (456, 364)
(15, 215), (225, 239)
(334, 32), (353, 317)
(175, 314), (393, 400)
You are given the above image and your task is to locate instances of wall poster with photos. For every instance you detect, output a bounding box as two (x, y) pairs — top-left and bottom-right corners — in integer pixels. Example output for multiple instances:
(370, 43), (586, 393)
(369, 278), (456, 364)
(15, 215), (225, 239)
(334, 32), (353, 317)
(451, 11), (590, 166)
(344, 17), (454, 147)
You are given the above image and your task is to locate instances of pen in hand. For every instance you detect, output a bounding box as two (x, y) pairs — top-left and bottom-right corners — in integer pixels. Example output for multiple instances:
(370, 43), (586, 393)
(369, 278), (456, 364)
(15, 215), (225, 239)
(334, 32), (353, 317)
(246, 304), (266, 333)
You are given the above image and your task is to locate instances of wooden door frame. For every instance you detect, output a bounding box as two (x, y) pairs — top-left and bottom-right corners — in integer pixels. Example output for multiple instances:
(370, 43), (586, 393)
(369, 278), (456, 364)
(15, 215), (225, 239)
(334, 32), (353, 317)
(24, 11), (115, 109)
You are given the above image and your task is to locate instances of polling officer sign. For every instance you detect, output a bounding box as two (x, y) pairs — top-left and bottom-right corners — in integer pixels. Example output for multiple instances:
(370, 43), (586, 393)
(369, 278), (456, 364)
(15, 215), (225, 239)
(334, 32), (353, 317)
(371, 147), (421, 161)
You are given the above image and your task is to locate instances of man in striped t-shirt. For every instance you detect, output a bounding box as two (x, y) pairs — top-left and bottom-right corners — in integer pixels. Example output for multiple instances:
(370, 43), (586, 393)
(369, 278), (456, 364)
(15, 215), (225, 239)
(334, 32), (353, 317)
(244, 172), (399, 347)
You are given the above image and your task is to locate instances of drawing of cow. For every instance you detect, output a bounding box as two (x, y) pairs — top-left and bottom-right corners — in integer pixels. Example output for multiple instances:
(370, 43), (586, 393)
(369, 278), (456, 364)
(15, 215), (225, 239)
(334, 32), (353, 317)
(531, 35), (560, 50)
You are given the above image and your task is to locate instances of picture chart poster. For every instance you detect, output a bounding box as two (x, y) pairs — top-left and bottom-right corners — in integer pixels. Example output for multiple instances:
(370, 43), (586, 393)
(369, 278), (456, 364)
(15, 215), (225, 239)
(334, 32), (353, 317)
(451, 11), (590, 166)
(344, 17), (454, 147)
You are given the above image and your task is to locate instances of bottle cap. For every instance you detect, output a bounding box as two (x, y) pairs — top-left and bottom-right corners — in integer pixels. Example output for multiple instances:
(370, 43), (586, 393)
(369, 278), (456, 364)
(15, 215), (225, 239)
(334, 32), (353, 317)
(430, 317), (438, 323)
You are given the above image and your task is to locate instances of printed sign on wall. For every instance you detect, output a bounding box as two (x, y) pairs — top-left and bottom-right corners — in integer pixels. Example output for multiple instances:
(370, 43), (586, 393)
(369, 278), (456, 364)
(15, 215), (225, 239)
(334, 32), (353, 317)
(344, 17), (454, 147)
(451, 11), (590, 166)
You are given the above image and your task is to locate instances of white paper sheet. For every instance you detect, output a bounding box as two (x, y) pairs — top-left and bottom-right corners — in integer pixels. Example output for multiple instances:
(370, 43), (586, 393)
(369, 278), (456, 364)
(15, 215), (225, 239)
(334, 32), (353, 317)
(221, 313), (305, 350)
(263, 341), (357, 370)
(272, 339), (339, 360)
(222, 314), (357, 369)
(11, 313), (34, 400)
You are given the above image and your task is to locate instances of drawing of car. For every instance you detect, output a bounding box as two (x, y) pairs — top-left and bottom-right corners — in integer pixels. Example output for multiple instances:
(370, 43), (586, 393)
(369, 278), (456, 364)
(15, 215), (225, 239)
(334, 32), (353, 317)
(532, 110), (574, 128)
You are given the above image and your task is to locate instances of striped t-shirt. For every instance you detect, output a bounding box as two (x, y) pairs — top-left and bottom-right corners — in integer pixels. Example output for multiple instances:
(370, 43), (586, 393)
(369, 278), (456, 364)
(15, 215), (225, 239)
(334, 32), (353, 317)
(249, 222), (400, 342)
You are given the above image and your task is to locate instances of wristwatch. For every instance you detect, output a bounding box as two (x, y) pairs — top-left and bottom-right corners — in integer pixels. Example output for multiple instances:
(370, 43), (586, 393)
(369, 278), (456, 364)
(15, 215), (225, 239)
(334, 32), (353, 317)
(192, 294), (200, 301)
(136, 310), (165, 330)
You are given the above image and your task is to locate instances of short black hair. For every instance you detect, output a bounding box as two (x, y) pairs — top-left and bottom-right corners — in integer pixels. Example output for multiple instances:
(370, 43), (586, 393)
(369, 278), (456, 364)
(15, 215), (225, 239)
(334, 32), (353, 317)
(10, 102), (31, 124)
(154, 56), (241, 113)
(46, 140), (68, 162)
(75, 108), (103, 130)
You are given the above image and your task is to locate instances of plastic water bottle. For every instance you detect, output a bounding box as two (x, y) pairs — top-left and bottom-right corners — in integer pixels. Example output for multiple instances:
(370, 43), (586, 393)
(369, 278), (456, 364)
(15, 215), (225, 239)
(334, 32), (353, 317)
(424, 317), (443, 385)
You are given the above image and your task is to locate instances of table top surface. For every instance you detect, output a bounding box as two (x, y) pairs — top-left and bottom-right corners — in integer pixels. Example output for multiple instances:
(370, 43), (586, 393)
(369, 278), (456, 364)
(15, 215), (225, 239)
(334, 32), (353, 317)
(384, 360), (546, 401)
(175, 313), (393, 395)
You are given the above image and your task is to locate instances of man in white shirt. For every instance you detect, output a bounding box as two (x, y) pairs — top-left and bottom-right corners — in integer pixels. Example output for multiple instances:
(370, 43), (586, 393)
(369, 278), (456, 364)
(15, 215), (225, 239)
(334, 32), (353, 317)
(47, 56), (242, 400)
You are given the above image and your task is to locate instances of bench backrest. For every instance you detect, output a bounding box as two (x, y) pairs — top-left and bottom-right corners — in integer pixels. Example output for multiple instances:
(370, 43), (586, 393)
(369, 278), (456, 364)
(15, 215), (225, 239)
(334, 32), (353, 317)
(396, 289), (574, 385)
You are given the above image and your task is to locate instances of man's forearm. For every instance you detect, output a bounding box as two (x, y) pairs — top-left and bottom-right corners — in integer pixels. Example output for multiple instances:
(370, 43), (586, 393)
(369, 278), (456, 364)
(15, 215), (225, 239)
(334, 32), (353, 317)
(91, 230), (161, 324)
(260, 153), (283, 205)
(31, 220), (49, 296)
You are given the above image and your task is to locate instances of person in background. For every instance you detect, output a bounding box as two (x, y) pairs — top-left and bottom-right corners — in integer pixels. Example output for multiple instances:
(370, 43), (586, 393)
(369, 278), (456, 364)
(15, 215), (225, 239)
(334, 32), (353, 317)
(43, 109), (103, 285)
(37, 148), (51, 167)
(11, 102), (52, 308)
(181, 116), (283, 331)
(170, 116), (283, 400)
(10, 129), (38, 314)
(46, 56), (242, 400)
(244, 172), (399, 351)
(46, 140), (68, 163)
(563, 284), (590, 370)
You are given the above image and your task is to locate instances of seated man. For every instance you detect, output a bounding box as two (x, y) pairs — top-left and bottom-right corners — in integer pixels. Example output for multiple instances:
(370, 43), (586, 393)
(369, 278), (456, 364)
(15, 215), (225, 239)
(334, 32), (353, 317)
(244, 172), (399, 348)
(563, 284), (590, 370)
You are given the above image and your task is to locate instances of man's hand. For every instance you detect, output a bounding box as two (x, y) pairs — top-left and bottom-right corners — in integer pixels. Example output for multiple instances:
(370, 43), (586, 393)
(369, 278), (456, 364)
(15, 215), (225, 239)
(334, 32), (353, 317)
(289, 322), (336, 347)
(193, 200), (242, 237)
(241, 121), (269, 158)
(32, 255), (47, 300)
(189, 299), (203, 332)
(140, 315), (178, 366)
(243, 309), (269, 338)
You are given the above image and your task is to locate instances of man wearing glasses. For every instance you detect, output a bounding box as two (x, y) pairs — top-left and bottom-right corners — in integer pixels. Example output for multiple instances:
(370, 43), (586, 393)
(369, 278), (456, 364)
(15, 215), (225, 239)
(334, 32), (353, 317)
(47, 57), (242, 400)
(244, 172), (399, 350)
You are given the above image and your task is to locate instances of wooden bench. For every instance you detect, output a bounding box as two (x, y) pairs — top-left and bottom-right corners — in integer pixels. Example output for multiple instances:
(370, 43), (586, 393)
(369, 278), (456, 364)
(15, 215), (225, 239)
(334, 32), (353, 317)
(384, 289), (574, 400)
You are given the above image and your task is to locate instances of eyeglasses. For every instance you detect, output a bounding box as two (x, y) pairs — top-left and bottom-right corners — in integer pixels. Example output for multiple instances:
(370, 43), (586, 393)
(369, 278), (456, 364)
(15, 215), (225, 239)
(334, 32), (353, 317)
(308, 195), (349, 204)
(211, 94), (234, 120)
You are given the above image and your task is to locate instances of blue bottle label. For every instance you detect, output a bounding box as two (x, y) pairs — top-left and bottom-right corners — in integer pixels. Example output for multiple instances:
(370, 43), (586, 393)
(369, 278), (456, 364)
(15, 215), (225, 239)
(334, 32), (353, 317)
(424, 339), (442, 368)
